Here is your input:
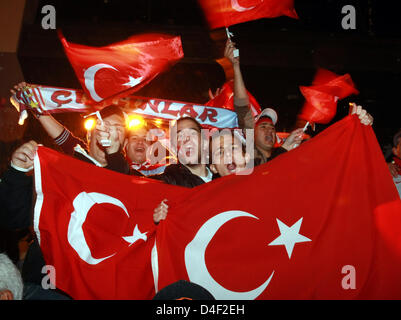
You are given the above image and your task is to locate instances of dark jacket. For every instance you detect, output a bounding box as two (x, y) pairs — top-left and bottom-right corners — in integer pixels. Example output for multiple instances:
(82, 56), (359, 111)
(150, 164), (206, 188)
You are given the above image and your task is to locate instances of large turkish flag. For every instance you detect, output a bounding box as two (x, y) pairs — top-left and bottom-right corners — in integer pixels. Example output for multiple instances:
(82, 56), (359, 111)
(198, 0), (298, 29)
(59, 32), (183, 105)
(155, 115), (401, 299)
(33, 115), (401, 299)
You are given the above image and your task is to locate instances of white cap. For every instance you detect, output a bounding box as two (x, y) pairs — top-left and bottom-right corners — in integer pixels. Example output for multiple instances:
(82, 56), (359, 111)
(254, 108), (278, 125)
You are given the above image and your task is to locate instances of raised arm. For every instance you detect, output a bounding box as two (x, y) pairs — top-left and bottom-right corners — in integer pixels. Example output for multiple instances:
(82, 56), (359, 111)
(11, 82), (64, 138)
(224, 40), (254, 130)
(11, 82), (87, 155)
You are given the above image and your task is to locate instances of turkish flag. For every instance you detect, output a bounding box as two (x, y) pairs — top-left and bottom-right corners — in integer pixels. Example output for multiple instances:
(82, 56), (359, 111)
(298, 69), (359, 125)
(59, 31), (184, 105)
(155, 115), (401, 299)
(34, 116), (401, 299)
(33, 147), (188, 299)
(198, 0), (298, 29)
(205, 79), (261, 117)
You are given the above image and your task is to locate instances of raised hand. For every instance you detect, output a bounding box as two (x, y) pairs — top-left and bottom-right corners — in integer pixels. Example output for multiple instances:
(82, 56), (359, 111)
(11, 140), (38, 171)
(281, 128), (305, 151)
(224, 39), (239, 66)
(349, 103), (374, 126)
(153, 199), (168, 224)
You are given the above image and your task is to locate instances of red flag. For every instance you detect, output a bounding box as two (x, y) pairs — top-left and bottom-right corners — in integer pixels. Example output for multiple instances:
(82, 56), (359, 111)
(155, 115), (401, 299)
(310, 68), (359, 99)
(205, 80), (261, 117)
(198, 0), (298, 29)
(298, 69), (359, 125)
(34, 116), (401, 299)
(59, 31), (184, 105)
(33, 147), (188, 299)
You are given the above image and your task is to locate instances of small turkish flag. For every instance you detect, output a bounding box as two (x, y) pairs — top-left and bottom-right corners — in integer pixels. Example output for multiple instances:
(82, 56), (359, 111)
(198, 0), (298, 29)
(59, 31), (184, 105)
(298, 68), (359, 125)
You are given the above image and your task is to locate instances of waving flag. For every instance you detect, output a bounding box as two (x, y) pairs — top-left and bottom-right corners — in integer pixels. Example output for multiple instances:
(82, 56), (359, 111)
(205, 79), (261, 117)
(298, 69), (359, 125)
(34, 116), (401, 299)
(198, 0), (298, 29)
(59, 32), (184, 105)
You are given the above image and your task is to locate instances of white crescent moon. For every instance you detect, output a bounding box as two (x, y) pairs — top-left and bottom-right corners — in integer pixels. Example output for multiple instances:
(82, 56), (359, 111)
(184, 210), (274, 300)
(68, 192), (129, 265)
(231, 0), (256, 12)
(84, 63), (118, 102)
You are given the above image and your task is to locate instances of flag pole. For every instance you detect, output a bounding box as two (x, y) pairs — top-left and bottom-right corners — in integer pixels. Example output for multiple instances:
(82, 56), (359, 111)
(225, 27), (234, 39)
(292, 122), (310, 149)
(303, 121), (310, 132)
(225, 27), (239, 57)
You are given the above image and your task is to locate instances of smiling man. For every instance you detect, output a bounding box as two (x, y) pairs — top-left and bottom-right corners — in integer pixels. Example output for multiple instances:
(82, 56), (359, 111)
(125, 124), (168, 176)
(126, 125), (150, 166)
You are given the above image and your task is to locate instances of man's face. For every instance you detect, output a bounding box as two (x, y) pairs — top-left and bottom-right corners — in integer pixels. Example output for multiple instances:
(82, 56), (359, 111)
(102, 114), (126, 145)
(176, 119), (202, 165)
(210, 134), (248, 177)
(254, 118), (276, 151)
(126, 127), (150, 164)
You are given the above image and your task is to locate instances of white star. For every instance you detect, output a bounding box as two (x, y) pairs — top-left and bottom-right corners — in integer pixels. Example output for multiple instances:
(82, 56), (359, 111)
(268, 218), (311, 259)
(122, 75), (143, 88)
(122, 224), (147, 246)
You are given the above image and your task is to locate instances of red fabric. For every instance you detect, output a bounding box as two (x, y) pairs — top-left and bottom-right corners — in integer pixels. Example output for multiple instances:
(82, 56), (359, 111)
(198, 0), (298, 29)
(34, 116), (401, 299)
(156, 115), (401, 299)
(58, 31), (183, 105)
(298, 69), (359, 125)
(205, 80), (261, 117)
(34, 148), (188, 299)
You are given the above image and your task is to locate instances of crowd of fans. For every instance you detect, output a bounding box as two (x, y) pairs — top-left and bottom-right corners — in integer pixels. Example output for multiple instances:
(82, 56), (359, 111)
(0, 40), (397, 300)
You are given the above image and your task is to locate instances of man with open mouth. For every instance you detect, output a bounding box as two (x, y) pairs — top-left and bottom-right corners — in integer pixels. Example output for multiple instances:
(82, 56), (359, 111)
(209, 129), (251, 177)
(151, 116), (213, 188)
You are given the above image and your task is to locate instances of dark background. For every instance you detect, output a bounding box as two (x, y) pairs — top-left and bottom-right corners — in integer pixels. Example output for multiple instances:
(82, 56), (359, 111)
(1, 0), (401, 174)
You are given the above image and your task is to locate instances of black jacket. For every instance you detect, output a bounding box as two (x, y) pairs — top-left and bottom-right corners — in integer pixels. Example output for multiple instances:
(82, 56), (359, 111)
(150, 164), (206, 188)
